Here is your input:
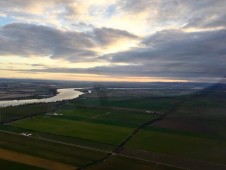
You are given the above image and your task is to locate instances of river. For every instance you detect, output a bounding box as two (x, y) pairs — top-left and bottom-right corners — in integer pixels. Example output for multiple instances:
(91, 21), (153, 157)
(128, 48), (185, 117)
(0, 88), (83, 108)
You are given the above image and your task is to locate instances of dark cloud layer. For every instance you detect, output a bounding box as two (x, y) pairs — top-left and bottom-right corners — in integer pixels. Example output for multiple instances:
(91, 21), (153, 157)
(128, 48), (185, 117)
(93, 27), (138, 45)
(1, 22), (225, 80)
(101, 29), (226, 78)
(0, 23), (138, 61)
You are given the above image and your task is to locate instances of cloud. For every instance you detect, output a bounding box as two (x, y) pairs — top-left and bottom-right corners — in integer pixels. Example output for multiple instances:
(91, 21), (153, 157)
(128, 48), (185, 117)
(1, 0), (226, 33)
(0, 0), (118, 30)
(99, 29), (226, 79)
(93, 27), (138, 45)
(181, 0), (226, 30)
(2, 24), (225, 81)
(0, 23), (139, 62)
(120, 0), (158, 13)
(0, 23), (96, 61)
(120, 0), (226, 31)
(0, 0), (226, 82)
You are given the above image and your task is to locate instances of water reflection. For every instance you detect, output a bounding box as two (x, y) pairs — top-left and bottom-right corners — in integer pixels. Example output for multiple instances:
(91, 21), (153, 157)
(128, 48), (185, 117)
(0, 89), (83, 108)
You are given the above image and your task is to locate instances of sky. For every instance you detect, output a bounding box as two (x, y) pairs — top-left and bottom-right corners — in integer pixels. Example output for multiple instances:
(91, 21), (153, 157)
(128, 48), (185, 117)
(0, 0), (226, 82)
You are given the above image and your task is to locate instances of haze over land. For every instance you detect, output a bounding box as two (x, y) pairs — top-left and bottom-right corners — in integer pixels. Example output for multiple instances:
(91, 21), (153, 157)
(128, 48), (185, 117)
(0, 0), (226, 82)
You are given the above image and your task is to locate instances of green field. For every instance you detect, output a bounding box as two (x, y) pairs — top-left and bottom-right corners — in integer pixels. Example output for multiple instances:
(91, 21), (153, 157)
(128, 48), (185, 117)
(126, 127), (226, 165)
(11, 116), (132, 144)
(104, 98), (180, 112)
(74, 91), (182, 112)
(86, 156), (183, 170)
(2, 100), (160, 169)
(58, 105), (158, 128)
(0, 125), (115, 151)
(0, 131), (107, 167)
(0, 103), (58, 123)
(0, 159), (44, 170)
(9, 106), (157, 145)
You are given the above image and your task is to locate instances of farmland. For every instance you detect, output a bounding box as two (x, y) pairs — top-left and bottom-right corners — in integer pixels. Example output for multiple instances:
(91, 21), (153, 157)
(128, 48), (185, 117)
(0, 82), (225, 169)
(9, 106), (158, 145)
(0, 103), (58, 123)
(75, 89), (184, 112)
(87, 155), (183, 170)
(11, 115), (132, 144)
(126, 127), (226, 165)
(0, 130), (107, 168)
(0, 158), (44, 170)
(0, 90), (161, 169)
